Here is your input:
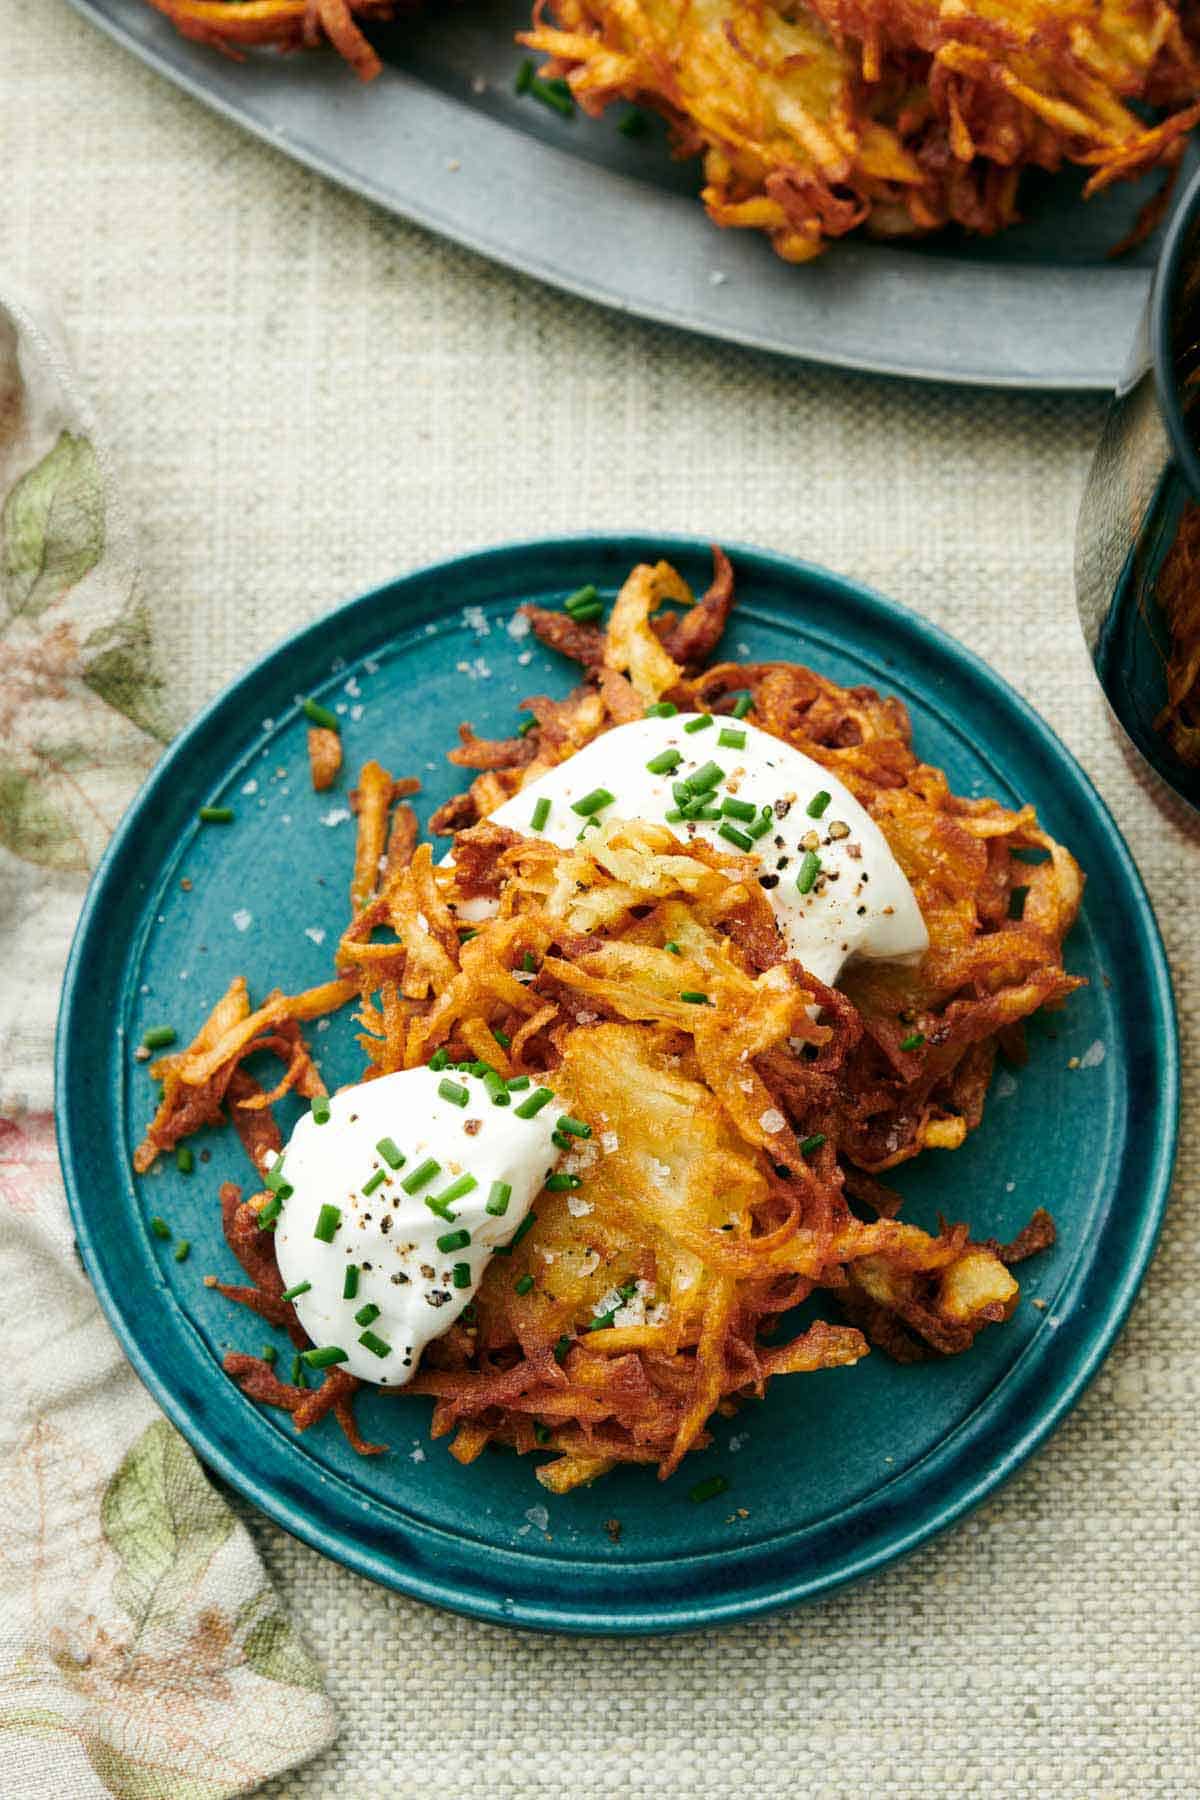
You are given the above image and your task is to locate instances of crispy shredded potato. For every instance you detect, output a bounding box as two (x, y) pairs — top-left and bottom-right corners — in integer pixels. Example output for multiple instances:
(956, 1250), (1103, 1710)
(307, 725), (343, 792)
(522, 0), (1200, 257)
(1155, 499), (1200, 764)
(146, 551), (1082, 1484)
(144, 0), (398, 79)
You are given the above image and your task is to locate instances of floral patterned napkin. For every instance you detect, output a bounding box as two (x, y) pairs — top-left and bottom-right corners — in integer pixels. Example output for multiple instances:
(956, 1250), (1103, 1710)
(0, 285), (336, 1797)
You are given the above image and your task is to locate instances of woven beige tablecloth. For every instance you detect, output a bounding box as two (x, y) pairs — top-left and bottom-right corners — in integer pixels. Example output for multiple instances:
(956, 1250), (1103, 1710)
(4, 4), (1199, 1794)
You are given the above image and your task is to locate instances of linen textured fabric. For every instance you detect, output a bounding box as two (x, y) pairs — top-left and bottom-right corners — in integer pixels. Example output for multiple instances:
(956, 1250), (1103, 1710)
(2, 4), (1198, 1795)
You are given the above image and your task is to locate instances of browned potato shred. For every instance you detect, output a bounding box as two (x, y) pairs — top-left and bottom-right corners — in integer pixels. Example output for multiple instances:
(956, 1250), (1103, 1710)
(307, 725), (342, 792)
(138, 552), (1081, 1487)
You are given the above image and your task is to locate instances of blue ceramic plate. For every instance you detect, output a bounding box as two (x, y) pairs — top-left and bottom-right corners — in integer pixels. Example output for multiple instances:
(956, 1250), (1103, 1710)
(57, 537), (1178, 1634)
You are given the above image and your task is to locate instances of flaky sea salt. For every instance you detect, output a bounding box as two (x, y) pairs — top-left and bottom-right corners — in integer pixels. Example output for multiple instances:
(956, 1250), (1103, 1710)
(506, 611), (531, 640)
(304, 927), (327, 946)
(566, 1194), (594, 1218)
(232, 909), (252, 932)
(320, 807), (351, 828)
(759, 1107), (786, 1134)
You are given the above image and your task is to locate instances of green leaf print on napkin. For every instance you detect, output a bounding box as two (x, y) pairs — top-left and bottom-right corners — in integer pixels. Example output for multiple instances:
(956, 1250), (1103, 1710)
(0, 761), (83, 870)
(101, 1420), (235, 1641)
(2, 429), (104, 618)
(83, 596), (171, 743)
(236, 1588), (325, 1694)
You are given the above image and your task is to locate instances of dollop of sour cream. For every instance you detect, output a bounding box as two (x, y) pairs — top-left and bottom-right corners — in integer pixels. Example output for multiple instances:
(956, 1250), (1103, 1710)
(273, 1066), (559, 1385)
(472, 712), (927, 986)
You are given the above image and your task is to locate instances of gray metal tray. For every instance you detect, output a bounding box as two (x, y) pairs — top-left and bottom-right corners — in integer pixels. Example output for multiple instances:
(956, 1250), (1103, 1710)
(70, 0), (1181, 387)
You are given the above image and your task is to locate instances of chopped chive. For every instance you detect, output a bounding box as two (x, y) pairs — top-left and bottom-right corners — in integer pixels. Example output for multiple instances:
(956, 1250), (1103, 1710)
(522, 70), (575, 116)
(646, 748), (682, 775)
(515, 56), (534, 93)
(174, 1239), (190, 1262)
(438, 1078), (469, 1107)
(553, 1334), (571, 1363)
(452, 1262), (473, 1290)
(459, 929), (479, 944)
(263, 1163), (289, 1195)
(492, 1026), (511, 1049)
(545, 1172), (581, 1191)
(342, 1265), (359, 1300)
(302, 1345), (349, 1369)
(197, 805), (234, 824)
(517, 715), (536, 738)
(587, 1310), (616, 1332)
(281, 1280), (312, 1303)
(534, 1421), (552, 1443)
(718, 727), (746, 750)
(552, 1129), (571, 1151)
(721, 796), (757, 822)
(486, 1180), (512, 1217)
(362, 1168), (386, 1195)
(689, 760), (725, 792)
(506, 1212), (537, 1252)
(570, 787), (614, 817)
(376, 1136), (404, 1169)
(799, 1133), (827, 1156)
(531, 795), (551, 832)
(358, 1329), (392, 1358)
(150, 1216), (171, 1240)
(302, 697), (339, 731)
(564, 583), (598, 612)
(680, 991), (712, 1005)
(483, 1070), (511, 1106)
(899, 1032), (926, 1051)
(515, 1085), (554, 1118)
(732, 692), (754, 719)
(568, 600), (603, 623)
(556, 1115), (591, 1139)
(664, 941), (682, 955)
(747, 812), (773, 840)
(257, 1194), (282, 1229)
(806, 790), (832, 819)
(313, 1204), (341, 1243)
(684, 714), (713, 734)
(618, 1279), (638, 1300)
(718, 823), (753, 852)
(460, 1303), (478, 1326)
(291, 1355), (306, 1387)
(262, 1343), (278, 1366)
(431, 1174), (477, 1214)
(437, 1228), (471, 1252)
(311, 1093), (331, 1126)
(646, 701), (677, 718)
(618, 105), (648, 137)
(796, 851), (821, 895)
(507, 1075), (531, 1091)
(522, 951), (537, 974)
(142, 1025), (177, 1051)
(672, 780), (694, 807)
(355, 1302), (381, 1327)
(428, 1047), (450, 1071)
(401, 1156), (440, 1195)
(175, 1145), (194, 1175)
(689, 1474), (729, 1504)
(665, 808), (685, 823)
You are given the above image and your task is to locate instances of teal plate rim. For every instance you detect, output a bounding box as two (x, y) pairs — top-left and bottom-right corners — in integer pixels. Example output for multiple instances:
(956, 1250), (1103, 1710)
(56, 534), (1180, 1636)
